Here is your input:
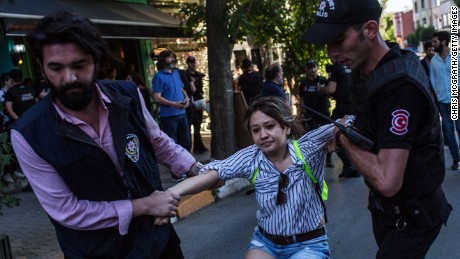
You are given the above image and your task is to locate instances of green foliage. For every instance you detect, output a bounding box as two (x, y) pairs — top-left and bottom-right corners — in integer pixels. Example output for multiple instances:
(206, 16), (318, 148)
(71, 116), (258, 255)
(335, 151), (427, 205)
(0, 132), (20, 216)
(380, 13), (396, 42)
(0, 193), (21, 216)
(406, 25), (435, 48)
(179, 0), (328, 94)
(179, 3), (207, 41)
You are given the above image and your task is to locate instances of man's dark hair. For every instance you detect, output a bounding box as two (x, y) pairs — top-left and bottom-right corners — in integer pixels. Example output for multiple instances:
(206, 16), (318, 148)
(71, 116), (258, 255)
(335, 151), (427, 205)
(156, 50), (173, 71)
(25, 10), (113, 68)
(423, 40), (433, 51)
(433, 31), (451, 45)
(10, 69), (23, 83)
(0, 73), (10, 87)
(265, 63), (281, 81)
(241, 58), (252, 70)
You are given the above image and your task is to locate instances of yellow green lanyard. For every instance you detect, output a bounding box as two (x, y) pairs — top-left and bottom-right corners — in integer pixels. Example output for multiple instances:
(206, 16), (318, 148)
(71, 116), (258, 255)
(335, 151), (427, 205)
(250, 140), (328, 201)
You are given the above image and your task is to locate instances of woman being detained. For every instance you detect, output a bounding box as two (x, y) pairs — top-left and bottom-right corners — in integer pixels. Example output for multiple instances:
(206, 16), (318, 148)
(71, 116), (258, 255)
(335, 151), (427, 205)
(168, 96), (335, 259)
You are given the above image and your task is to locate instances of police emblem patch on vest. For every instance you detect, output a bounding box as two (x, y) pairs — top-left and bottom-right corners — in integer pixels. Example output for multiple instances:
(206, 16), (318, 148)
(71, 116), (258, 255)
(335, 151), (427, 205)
(390, 109), (409, 135)
(126, 133), (140, 162)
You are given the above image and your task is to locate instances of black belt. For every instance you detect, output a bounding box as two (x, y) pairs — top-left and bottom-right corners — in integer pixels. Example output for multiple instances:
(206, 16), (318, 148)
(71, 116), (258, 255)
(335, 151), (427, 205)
(258, 226), (325, 246)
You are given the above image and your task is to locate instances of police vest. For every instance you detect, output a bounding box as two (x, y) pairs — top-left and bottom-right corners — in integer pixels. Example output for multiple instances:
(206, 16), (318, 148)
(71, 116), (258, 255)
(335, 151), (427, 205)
(355, 45), (445, 200)
(12, 80), (171, 258)
(302, 76), (329, 116)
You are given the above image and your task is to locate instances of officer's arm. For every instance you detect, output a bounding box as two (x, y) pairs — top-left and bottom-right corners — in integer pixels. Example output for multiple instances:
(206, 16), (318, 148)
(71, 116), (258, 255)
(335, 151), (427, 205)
(318, 80), (336, 94)
(5, 101), (18, 120)
(337, 132), (408, 197)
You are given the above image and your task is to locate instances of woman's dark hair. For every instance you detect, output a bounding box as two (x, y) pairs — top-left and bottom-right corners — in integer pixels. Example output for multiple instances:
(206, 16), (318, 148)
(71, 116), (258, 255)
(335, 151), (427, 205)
(25, 10), (114, 69)
(244, 96), (303, 139)
(128, 71), (146, 88)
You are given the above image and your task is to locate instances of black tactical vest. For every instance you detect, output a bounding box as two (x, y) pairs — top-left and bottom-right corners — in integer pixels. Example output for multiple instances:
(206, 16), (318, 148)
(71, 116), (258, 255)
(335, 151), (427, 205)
(12, 80), (171, 258)
(354, 45), (445, 200)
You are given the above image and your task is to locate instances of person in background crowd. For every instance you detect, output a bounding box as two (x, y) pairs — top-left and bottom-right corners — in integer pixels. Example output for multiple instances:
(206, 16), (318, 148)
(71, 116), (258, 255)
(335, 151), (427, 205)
(152, 50), (192, 182)
(421, 41), (435, 77)
(5, 69), (36, 122)
(34, 76), (51, 101)
(171, 52), (194, 143)
(0, 73), (12, 130)
(186, 56), (208, 154)
(299, 60), (330, 131)
(125, 63), (140, 79)
(298, 60), (334, 168)
(262, 62), (285, 98)
(237, 58), (263, 105)
(127, 71), (153, 112)
(12, 10), (198, 258)
(162, 96), (333, 259)
(430, 31), (459, 170)
(318, 62), (359, 178)
(232, 66), (244, 91)
(302, 0), (452, 257)
(23, 77), (34, 87)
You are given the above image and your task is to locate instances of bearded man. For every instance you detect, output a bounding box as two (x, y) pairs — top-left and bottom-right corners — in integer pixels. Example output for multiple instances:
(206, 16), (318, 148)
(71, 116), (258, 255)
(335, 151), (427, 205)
(11, 10), (199, 258)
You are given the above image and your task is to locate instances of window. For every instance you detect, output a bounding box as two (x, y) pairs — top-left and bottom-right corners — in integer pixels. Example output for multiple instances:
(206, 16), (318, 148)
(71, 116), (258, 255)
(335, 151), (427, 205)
(423, 18), (427, 24)
(421, 0), (425, 9)
(414, 2), (418, 13)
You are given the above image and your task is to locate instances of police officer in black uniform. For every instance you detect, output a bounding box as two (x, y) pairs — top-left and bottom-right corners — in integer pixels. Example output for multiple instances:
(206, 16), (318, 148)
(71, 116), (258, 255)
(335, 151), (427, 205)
(299, 60), (333, 166)
(298, 60), (329, 131)
(302, 0), (452, 258)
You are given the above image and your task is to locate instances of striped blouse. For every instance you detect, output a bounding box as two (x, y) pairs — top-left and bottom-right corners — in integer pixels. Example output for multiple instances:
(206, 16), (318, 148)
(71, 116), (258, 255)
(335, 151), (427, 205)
(201, 123), (335, 236)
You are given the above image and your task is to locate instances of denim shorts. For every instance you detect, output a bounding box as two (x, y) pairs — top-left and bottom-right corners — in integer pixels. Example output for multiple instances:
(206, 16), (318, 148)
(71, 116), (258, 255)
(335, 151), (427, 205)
(247, 226), (330, 259)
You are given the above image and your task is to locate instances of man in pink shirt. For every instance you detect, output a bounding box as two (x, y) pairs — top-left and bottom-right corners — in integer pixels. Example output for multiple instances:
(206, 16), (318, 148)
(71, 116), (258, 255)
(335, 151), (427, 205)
(11, 10), (198, 258)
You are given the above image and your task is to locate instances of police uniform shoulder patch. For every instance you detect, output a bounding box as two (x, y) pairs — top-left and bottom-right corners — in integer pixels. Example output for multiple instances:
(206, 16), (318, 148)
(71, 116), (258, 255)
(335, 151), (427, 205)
(126, 133), (140, 162)
(390, 109), (409, 135)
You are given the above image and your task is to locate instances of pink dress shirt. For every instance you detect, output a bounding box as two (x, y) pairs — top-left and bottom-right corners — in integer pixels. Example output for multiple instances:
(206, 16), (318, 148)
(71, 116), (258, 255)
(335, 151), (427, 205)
(11, 84), (195, 235)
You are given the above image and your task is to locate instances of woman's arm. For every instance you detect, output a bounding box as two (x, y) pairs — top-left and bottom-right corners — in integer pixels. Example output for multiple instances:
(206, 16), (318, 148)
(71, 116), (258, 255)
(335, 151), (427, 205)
(168, 170), (220, 196)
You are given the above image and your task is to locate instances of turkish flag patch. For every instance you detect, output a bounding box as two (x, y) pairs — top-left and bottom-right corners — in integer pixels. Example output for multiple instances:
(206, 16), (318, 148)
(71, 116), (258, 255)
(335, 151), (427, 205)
(390, 109), (409, 135)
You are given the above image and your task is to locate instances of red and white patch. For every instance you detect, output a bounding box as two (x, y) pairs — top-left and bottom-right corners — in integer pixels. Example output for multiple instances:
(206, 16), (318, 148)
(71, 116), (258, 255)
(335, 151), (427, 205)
(390, 109), (409, 135)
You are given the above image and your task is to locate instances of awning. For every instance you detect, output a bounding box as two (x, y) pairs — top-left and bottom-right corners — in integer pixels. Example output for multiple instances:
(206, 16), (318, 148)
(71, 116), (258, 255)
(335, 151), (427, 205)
(0, 0), (189, 39)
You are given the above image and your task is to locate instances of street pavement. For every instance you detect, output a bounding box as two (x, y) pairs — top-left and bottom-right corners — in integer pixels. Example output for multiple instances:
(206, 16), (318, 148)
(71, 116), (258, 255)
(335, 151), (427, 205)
(174, 150), (460, 259)
(1, 141), (460, 258)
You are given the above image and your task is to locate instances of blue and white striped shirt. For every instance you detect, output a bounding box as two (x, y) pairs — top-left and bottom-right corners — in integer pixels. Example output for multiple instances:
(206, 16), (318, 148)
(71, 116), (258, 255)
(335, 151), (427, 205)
(202, 123), (334, 236)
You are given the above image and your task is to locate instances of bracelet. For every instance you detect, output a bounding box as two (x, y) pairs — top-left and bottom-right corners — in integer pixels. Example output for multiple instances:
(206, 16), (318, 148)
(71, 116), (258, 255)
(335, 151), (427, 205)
(335, 130), (343, 146)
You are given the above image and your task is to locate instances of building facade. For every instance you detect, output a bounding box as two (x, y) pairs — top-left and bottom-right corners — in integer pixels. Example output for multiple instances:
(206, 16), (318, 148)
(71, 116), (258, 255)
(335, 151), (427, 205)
(394, 10), (415, 48)
(412, 0), (455, 30)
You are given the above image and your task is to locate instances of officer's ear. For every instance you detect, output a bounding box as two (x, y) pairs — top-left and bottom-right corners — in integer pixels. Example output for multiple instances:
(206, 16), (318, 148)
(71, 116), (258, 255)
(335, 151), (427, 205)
(362, 21), (379, 41)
